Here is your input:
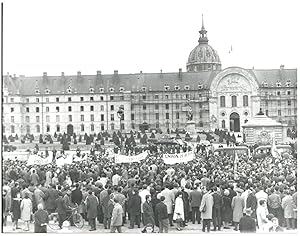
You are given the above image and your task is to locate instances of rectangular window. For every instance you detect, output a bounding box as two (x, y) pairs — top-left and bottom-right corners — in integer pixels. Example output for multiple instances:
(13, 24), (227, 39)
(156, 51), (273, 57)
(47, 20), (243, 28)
(46, 115), (50, 122)
(111, 114), (114, 121)
(68, 106), (72, 112)
(101, 124), (105, 131)
(176, 112), (180, 119)
(26, 98), (29, 103)
(68, 97), (72, 102)
(278, 110), (281, 116)
(288, 100), (291, 106)
(11, 116), (14, 123)
(56, 97), (59, 102)
(288, 109), (291, 115)
(186, 94), (189, 99)
(36, 98), (39, 103)
(143, 113), (147, 120)
(110, 96), (114, 101)
(56, 106), (60, 112)
(81, 125), (84, 132)
(56, 125), (60, 132)
(142, 95), (146, 100)
(165, 104), (169, 110)
(101, 114), (104, 121)
(165, 95), (169, 99)
(243, 95), (248, 107)
(287, 91), (291, 95)
(220, 96), (225, 107)
(90, 97), (94, 101)
(120, 96), (124, 101)
(26, 116), (30, 123)
(10, 98), (14, 103)
(100, 105), (104, 111)
(91, 114), (94, 121)
(155, 113), (159, 120)
(266, 110), (269, 116)
(232, 95), (237, 107)
(154, 95), (159, 99)
(175, 104), (180, 109)
(46, 98), (49, 103)
(36, 116), (40, 123)
(46, 107), (49, 112)
(91, 124), (95, 132)
(131, 114), (135, 120)
(56, 115), (60, 123)
(80, 97), (84, 101)
(81, 115), (84, 122)
(100, 96), (104, 101)
(80, 106), (84, 112)
(36, 107), (40, 113)
(11, 107), (14, 112)
(143, 104), (147, 110)
(111, 105), (114, 111)
(277, 91), (281, 96)
(69, 115), (72, 122)
(90, 106), (94, 111)
(278, 101), (281, 106)
(155, 104), (159, 110)
(166, 113), (169, 119)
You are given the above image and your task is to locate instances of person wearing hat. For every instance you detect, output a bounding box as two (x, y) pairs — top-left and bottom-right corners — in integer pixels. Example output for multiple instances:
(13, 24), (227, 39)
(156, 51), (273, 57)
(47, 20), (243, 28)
(222, 189), (232, 229)
(239, 208), (256, 233)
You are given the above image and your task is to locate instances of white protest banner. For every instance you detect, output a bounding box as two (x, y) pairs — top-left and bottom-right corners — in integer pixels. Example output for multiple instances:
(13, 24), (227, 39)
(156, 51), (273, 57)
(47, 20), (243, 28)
(27, 155), (52, 166)
(163, 151), (195, 165)
(3, 152), (30, 161)
(56, 153), (73, 167)
(114, 151), (148, 164)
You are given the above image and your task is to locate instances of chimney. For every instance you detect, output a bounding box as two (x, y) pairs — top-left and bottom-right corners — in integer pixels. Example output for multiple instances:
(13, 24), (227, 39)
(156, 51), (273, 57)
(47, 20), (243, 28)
(61, 72), (65, 76)
(43, 72), (47, 77)
(114, 70), (118, 75)
(280, 65), (285, 70)
(178, 68), (182, 79)
(77, 71), (81, 76)
(97, 71), (101, 76)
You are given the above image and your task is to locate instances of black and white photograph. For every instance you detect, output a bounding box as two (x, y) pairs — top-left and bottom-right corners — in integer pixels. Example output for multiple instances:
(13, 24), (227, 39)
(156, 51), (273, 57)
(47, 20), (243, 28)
(1, 0), (299, 234)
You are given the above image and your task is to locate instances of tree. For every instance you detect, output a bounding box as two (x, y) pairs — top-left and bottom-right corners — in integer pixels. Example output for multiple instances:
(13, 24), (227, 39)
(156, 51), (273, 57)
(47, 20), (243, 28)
(196, 135), (201, 143)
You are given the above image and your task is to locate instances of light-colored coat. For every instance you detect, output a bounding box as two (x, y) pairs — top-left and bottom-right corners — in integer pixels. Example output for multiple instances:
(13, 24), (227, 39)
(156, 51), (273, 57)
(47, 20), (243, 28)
(282, 195), (294, 218)
(232, 195), (245, 222)
(256, 205), (268, 229)
(200, 192), (214, 219)
(111, 203), (123, 226)
(20, 198), (32, 221)
(34, 188), (45, 208)
(173, 196), (185, 221)
(161, 188), (175, 214)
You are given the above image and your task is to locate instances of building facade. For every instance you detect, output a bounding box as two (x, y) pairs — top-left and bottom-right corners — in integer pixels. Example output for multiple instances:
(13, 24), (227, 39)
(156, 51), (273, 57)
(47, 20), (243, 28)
(2, 20), (297, 138)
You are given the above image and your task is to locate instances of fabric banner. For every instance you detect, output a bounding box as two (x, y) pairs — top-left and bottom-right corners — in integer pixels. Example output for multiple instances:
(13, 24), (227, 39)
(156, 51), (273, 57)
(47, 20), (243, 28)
(3, 152), (30, 161)
(114, 151), (148, 164)
(56, 154), (73, 166)
(27, 155), (52, 166)
(163, 151), (195, 165)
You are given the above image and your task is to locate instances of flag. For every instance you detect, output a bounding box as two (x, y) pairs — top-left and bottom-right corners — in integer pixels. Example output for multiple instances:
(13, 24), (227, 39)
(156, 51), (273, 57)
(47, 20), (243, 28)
(271, 136), (280, 158)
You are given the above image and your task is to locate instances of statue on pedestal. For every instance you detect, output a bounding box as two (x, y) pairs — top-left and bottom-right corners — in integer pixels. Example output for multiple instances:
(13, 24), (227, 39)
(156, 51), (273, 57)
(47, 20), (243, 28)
(186, 99), (193, 121)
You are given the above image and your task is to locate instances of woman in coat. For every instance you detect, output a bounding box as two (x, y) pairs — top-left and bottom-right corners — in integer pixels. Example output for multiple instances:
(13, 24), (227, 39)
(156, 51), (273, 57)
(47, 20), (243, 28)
(173, 192), (185, 231)
(231, 190), (245, 231)
(20, 193), (33, 231)
(11, 192), (22, 231)
(221, 189), (232, 229)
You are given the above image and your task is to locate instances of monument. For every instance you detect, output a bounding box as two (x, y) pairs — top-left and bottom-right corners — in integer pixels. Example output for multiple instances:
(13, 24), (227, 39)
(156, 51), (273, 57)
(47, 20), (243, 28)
(185, 100), (196, 135)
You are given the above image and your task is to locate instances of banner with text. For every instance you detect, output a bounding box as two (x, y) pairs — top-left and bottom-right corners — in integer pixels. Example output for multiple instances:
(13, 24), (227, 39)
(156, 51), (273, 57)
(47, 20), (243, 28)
(56, 154), (73, 167)
(27, 155), (52, 166)
(163, 151), (195, 165)
(114, 151), (148, 164)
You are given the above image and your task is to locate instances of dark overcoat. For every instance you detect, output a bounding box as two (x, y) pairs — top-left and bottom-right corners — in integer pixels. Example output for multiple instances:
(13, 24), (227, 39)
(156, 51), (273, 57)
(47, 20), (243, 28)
(143, 201), (155, 225)
(86, 194), (98, 219)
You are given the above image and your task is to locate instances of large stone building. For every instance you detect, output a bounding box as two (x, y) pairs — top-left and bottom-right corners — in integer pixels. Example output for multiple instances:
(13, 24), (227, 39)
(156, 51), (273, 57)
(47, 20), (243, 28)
(2, 19), (297, 138)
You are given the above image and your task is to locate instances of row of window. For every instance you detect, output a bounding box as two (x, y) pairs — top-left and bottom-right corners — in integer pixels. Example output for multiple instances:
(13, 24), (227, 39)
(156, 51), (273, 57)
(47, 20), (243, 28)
(264, 100), (293, 106)
(262, 81), (291, 87)
(263, 90), (293, 96)
(220, 95), (248, 108)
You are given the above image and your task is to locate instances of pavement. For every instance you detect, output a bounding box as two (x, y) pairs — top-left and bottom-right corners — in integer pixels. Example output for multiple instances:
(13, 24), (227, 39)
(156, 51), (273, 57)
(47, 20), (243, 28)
(2, 218), (298, 234)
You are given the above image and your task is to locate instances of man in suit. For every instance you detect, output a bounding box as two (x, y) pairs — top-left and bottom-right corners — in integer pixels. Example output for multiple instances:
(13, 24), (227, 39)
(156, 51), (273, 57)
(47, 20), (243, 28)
(127, 189), (141, 229)
(34, 203), (49, 233)
(86, 190), (98, 231)
(212, 186), (223, 231)
(239, 208), (256, 233)
(155, 195), (169, 233)
(190, 185), (202, 224)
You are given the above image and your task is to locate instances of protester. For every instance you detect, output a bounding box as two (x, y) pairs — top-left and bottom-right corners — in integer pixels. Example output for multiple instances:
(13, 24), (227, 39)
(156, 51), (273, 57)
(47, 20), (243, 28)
(155, 195), (169, 233)
(256, 200), (268, 231)
(173, 192), (185, 231)
(189, 185), (202, 224)
(239, 208), (256, 233)
(11, 192), (22, 231)
(282, 189), (295, 230)
(200, 187), (213, 233)
(86, 190), (98, 231)
(20, 192), (32, 231)
(128, 189), (141, 229)
(143, 195), (155, 228)
(269, 217), (284, 232)
(34, 203), (49, 233)
(231, 189), (244, 231)
(110, 198), (123, 233)
(212, 186), (223, 231)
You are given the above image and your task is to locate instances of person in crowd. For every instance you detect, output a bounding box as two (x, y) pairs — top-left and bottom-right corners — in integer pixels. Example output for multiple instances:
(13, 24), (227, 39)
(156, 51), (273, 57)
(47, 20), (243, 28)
(239, 208), (256, 233)
(11, 191), (22, 231)
(231, 189), (244, 231)
(2, 189), (11, 227)
(200, 187), (214, 233)
(257, 200), (268, 231)
(143, 195), (155, 228)
(160, 184), (175, 226)
(292, 188), (297, 230)
(55, 191), (68, 229)
(86, 190), (98, 231)
(34, 203), (49, 233)
(267, 187), (282, 220)
(221, 189), (232, 229)
(110, 198), (123, 233)
(20, 192), (33, 231)
(128, 188), (141, 229)
(246, 187), (257, 219)
(269, 217), (284, 232)
(155, 195), (169, 233)
(45, 184), (59, 214)
(190, 185), (202, 224)
(71, 183), (83, 207)
(282, 189), (295, 230)
(212, 186), (223, 231)
(139, 184), (150, 225)
(173, 192), (185, 231)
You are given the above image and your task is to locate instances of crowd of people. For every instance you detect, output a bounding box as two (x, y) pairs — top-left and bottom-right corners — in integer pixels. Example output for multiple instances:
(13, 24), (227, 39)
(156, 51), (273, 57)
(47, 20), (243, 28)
(2, 131), (297, 233)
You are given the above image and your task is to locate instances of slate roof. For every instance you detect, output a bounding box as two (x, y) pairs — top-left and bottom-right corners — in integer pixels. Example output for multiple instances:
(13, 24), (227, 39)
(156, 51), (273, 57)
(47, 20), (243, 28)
(4, 68), (297, 96)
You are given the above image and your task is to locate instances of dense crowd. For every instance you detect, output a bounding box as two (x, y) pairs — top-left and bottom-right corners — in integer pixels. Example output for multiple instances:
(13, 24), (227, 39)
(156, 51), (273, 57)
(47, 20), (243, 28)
(2, 135), (297, 233)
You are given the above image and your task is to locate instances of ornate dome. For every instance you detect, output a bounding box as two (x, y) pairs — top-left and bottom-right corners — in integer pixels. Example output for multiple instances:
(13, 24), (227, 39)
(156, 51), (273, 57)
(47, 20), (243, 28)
(186, 15), (222, 72)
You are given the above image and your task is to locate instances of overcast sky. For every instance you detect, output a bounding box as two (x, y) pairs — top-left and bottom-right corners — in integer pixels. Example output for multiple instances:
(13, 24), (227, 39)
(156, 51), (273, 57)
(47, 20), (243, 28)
(3, 0), (300, 76)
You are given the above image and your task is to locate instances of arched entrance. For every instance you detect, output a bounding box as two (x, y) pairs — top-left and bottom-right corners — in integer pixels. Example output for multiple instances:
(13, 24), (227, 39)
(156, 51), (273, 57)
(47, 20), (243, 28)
(67, 124), (74, 135)
(230, 112), (240, 132)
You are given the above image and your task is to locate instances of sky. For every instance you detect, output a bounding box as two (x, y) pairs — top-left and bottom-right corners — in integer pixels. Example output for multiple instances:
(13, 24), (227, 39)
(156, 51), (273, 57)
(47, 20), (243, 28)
(3, 0), (300, 77)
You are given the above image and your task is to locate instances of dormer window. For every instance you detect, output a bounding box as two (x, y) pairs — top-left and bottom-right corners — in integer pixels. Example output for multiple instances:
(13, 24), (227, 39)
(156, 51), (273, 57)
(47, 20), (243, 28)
(99, 87), (104, 93)
(264, 82), (268, 87)
(35, 89), (40, 94)
(119, 87), (125, 92)
(141, 87), (147, 92)
(89, 87), (95, 93)
(174, 86), (180, 91)
(286, 80), (291, 87)
(67, 87), (72, 93)
(198, 84), (203, 90)
(184, 85), (190, 90)
(45, 89), (50, 94)
(164, 85), (170, 91)
(109, 87), (115, 93)
(276, 81), (281, 87)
